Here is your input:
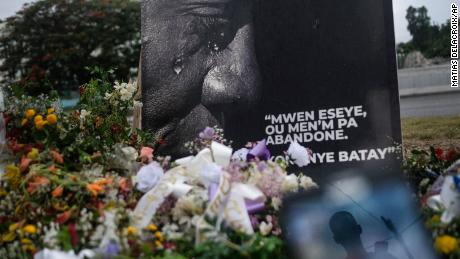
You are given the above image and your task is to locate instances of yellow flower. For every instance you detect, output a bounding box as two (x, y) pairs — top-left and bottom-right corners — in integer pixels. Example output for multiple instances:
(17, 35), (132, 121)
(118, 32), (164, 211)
(21, 238), (32, 245)
(23, 225), (37, 235)
(2, 231), (16, 243)
(2, 223), (20, 243)
(21, 118), (28, 127)
(147, 224), (158, 232)
(27, 148), (39, 160)
(47, 107), (55, 114)
(34, 115), (43, 124)
(9, 223), (20, 232)
(35, 120), (48, 130)
(4, 165), (21, 188)
(46, 114), (58, 125)
(435, 235), (458, 254)
(25, 109), (36, 119)
(21, 238), (36, 253)
(430, 215), (441, 225)
(155, 231), (163, 241)
(23, 244), (36, 254)
(126, 226), (138, 235)
(155, 240), (163, 247)
(0, 188), (7, 198)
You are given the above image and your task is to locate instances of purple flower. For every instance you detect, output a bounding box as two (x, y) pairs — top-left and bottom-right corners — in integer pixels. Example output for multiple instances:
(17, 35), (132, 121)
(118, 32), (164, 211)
(105, 242), (119, 258)
(257, 161), (268, 171)
(249, 215), (260, 229)
(199, 127), (215, 140)
(247, 140), (271, 161)
(225, 161), (246, 183)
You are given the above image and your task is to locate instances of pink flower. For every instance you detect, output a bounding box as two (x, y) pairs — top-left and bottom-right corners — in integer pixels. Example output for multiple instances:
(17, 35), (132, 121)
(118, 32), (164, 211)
(140, 146), (154, 163)
(256, 164), (284, 198)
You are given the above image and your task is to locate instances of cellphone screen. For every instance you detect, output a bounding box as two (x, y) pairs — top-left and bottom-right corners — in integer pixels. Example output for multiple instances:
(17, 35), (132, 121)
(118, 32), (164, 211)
(281, 176), (438, 259)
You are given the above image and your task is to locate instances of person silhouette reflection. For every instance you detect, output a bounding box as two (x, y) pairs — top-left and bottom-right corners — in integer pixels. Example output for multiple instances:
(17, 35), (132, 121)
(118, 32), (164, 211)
(329, 211), (372, 259)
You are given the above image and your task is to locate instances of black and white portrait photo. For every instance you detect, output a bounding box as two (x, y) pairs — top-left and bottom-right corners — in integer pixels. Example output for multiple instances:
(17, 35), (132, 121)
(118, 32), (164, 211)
(141, 0), (403, 181)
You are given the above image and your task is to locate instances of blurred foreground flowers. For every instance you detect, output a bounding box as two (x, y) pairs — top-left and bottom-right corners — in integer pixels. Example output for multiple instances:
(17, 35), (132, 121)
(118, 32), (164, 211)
(0, 71), (316, 258)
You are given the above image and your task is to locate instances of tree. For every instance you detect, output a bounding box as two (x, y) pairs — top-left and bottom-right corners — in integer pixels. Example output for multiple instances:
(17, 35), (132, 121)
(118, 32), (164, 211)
(400, 6), (450, 59)
(0, 0), (140, 95)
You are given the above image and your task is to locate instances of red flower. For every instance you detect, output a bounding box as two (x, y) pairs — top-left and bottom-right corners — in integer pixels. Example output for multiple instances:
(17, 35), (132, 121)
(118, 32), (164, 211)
(111, 123), (122, 135)
(435, 148), (444, 161)
(7, 140), (25, 154)
(48, 165), (57, 172)
(79, 86), (86, 96)
(19, 156), (32, 172)
(27, 176), (50, 194)
(67, 223), (79, 247)
(3, 113), (11, 125)
(446, 148), (458, 162)
(118, 177), (131, 192)
(50, 150), (64, 164)
(56, 211), (71, 224)
(164, 242), (177, 250)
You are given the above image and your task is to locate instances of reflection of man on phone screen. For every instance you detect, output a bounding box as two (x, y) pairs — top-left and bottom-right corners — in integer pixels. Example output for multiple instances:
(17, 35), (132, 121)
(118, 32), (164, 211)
(330, 211), (372, 259)
(329, 211), (398, 259)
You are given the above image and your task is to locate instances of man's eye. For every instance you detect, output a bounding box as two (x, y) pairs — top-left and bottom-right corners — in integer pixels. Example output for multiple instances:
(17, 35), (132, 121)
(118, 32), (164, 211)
(198, 17), (235, 53)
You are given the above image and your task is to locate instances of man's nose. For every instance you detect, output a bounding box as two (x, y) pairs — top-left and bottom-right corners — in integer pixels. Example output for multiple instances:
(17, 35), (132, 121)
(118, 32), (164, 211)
(201, 23), (261, 112)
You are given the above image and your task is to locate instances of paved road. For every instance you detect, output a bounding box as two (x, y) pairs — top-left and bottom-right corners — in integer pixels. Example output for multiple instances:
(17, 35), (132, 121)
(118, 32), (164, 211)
(398, 64), (460, 118)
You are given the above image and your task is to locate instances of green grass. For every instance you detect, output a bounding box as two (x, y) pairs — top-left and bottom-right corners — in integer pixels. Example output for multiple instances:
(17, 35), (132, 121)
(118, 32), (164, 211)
(401, 115), (460, 149)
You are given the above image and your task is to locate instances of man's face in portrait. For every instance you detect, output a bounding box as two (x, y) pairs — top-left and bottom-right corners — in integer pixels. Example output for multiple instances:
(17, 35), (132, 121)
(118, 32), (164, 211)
(141, 0), (261, 156)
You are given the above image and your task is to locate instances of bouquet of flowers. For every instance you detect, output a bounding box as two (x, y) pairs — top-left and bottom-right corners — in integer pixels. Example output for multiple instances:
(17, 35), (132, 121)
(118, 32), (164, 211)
(0, 70), (317, 259)
(404, 147), (460, 258)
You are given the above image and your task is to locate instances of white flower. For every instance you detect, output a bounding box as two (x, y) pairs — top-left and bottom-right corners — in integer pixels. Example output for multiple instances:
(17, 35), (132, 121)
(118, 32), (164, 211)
(133, 100), (143, 107)
(231, 148), (249, 161)
(287, 141), (311, 167)
(121, 146), (138, 161)
(119, 88), (132, 101)
(135, 162), (164, 193)
(271, 197), (282, 211)
(172, 188), (207, 220)
(113, 81), (123, 90)
(43, 222), (60, 249)
(259, 221), (273, 236)
(299, 175), (318, 190)
(126, 81), (137, 94)
(162, 223), (183, 240)
(104, 92), (112, 100)
(281, 174), (299, 193)
(79, 109), (91, 121)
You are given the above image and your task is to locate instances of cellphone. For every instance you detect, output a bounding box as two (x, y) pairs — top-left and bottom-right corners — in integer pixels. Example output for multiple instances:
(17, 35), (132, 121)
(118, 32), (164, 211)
(280, 175), (438, 259)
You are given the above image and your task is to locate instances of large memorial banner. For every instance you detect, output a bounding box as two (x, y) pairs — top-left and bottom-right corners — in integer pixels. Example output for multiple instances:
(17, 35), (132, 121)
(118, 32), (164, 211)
(141, 0), (402, 183)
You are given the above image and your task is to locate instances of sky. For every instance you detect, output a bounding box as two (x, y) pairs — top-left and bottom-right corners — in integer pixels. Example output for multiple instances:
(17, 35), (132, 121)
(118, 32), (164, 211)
(0, 0), (453, 44)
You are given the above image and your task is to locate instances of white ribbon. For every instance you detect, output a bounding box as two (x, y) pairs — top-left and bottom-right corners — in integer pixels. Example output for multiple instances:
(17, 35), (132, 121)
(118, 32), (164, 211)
(34, 249), (95, 259)
(132, 165), (192, 229)
(132, 141), (266, 240)
(427, 176), (460, 223)
(98, 210), (119, 251)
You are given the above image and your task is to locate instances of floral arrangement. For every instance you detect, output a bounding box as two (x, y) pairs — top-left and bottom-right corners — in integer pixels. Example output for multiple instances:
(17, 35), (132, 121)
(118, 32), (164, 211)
(404, 147), (460, 258)
(0, 70), (317, 259)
